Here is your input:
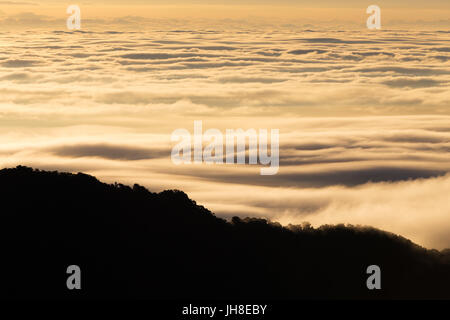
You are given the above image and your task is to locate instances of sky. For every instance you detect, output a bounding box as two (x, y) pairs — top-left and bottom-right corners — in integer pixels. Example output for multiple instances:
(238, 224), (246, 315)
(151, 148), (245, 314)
(0, 1), (450, 249)
(1, 1), (450, 29)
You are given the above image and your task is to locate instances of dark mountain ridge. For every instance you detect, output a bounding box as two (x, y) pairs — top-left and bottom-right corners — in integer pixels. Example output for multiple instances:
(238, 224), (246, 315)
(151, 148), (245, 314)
(0, 165), (449, 299)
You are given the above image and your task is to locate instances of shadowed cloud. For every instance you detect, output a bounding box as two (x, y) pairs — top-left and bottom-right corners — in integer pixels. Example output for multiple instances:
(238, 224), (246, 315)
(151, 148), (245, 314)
(48, 144), (169, 161)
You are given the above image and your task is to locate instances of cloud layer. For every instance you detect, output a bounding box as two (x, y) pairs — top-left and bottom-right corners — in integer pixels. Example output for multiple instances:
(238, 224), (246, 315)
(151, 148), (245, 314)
(0, 25), (449, 249)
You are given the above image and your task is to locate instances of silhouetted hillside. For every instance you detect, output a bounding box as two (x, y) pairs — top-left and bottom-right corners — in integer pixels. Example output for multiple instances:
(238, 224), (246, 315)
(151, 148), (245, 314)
(0, 166), (449, 299)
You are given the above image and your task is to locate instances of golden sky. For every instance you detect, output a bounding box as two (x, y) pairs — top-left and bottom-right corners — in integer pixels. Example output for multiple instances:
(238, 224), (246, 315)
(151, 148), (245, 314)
(1, 1), (450, 28)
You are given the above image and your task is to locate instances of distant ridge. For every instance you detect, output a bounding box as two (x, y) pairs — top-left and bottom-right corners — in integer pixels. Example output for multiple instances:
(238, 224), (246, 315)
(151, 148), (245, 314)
(0, 165), (449, 299)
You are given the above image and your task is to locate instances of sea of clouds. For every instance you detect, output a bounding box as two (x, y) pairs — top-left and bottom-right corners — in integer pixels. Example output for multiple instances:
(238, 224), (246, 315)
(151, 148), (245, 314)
(0, 25), (449, 248)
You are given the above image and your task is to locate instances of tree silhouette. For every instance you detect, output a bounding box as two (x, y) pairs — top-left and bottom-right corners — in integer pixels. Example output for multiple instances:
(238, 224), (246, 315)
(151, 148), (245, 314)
(0, 165), (449, 299)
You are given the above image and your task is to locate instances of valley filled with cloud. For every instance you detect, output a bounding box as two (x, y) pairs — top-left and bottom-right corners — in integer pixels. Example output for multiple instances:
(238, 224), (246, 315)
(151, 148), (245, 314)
(0, 19), (449, 248)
